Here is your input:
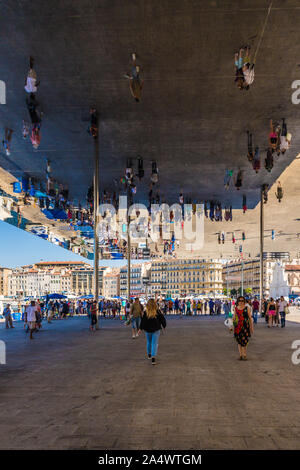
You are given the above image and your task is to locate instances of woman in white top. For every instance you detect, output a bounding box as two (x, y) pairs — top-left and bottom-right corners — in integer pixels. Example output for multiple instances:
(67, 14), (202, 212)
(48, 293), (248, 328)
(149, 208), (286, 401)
(24, 57), (39, 93)
(278, 296), (288, 328)
(25, 301), (37, 340)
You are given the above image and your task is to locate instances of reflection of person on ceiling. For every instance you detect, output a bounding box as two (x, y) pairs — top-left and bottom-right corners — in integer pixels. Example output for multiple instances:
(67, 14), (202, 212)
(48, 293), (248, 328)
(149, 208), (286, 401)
(24, 56), (40, 94)
(2, 128), (13, 156)
(124, 53), (144, 102)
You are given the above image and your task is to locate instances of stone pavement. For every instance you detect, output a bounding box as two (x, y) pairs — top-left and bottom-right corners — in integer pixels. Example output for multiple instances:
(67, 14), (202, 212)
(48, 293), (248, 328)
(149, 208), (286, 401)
(1, 314), (300, 450)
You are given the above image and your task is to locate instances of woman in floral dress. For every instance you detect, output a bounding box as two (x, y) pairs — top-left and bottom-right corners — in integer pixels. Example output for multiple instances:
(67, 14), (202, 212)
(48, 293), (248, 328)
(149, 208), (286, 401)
(233, 296), (254, 360)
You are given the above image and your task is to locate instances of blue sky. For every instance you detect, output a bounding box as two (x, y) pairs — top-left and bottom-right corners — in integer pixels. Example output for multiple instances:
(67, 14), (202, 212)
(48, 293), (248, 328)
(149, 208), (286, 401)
(0, 221), (128, 268)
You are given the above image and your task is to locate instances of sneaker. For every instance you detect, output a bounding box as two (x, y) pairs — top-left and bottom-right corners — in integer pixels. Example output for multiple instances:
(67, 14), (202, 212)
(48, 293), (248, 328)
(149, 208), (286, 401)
(151, 357), (156, 365)
(132, 336), (135, 339)
(148, 354), (151, 359)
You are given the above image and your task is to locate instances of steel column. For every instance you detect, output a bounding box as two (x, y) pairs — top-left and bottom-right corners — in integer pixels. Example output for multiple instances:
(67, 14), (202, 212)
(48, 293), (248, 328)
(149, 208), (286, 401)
(260, 186), (264, 314)
(93, 127), (100, 329)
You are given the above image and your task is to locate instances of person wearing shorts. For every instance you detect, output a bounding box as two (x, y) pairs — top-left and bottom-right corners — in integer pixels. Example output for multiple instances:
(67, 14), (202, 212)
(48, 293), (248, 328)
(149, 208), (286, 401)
(130, 298), (143, 339)
(25, 301), (37, 340)
(268, 120), (279, 151)
(266, 298), (277, 328)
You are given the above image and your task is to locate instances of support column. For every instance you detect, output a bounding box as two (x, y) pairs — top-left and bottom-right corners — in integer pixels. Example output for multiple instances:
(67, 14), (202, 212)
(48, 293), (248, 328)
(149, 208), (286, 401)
(241, 260), (244, 296)
(226, 264), (229, 296)
(93, 114), (100, 329)
(260, 186), (264, 314)
(127, 187), (131, 302)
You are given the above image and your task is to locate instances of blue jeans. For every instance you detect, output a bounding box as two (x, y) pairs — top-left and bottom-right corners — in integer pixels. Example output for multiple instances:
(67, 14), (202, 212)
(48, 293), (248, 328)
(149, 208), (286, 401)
(253, 310), (258, 324)
(235, 57), (243, 69)
(145, 330), (160, 357)
(280, 312), (286, 327)
(131, 317), (141, 330)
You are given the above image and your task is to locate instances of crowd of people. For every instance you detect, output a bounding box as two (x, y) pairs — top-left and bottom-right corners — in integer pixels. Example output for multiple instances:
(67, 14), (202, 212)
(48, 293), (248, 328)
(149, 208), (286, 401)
(1, 293), (292, 364)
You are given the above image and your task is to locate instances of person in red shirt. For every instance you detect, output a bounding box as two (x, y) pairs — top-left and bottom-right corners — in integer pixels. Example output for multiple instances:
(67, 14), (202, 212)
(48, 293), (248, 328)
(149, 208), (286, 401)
(252, 297), (259, 324)
(30, 123), (41, 149)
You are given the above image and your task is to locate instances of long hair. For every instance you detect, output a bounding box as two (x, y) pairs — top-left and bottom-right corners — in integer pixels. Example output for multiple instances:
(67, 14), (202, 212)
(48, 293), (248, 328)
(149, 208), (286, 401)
(146, 299), (158, 319)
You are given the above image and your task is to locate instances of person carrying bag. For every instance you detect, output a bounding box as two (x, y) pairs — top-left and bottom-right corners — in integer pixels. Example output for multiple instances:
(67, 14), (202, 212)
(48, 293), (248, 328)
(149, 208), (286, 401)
(139, 299), (166, 365)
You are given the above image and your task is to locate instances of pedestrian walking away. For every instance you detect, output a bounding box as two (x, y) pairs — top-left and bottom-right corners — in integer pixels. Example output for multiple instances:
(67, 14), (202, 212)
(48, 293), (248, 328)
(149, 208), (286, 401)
(139, 299), (166, 365)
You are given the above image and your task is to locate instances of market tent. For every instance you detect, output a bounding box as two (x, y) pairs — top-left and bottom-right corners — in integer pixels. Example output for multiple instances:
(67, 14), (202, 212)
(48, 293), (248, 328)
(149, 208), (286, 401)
(44, 293), (67, 300)
(42, 209), (68, 220)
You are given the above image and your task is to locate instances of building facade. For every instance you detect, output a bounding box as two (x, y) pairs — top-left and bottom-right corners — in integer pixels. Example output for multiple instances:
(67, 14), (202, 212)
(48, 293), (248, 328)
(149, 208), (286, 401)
(71, 267), (105, 296)
(6, 261), (98, 298)
(285, 264), (300, 296)
(8, 268), (72, 298)
(150, 259), (223, 297)
(120, 263), (151, 298)
(103, 269), (120, 298)
(222, 257), (295, 297)
(0, 267), (12, 296)
(32, 261), (91, 271)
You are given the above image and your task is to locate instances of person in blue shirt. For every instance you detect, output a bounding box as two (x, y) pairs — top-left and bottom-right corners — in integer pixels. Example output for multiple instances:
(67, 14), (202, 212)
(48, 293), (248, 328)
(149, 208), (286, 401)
(223, 301), (231, 319)
(3, 304), (14, 329)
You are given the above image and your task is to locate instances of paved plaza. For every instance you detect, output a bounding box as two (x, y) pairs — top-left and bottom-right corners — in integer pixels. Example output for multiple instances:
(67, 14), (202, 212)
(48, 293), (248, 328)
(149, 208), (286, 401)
(1, 313), (300, 450)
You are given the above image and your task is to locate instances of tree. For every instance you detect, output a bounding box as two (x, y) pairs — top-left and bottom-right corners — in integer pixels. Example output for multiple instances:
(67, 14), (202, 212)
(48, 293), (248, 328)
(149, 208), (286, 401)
(230, 288), (237, 297)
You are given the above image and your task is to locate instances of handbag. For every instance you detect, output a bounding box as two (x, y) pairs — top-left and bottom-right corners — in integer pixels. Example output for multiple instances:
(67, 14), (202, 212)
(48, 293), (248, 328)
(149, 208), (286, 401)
(224, 318), (233, 329)
(284, 306), (289, 315)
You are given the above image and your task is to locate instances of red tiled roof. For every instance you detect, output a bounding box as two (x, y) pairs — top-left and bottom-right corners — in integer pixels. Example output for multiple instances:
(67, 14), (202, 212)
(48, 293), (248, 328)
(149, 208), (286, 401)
(35, 261), (87, 265)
